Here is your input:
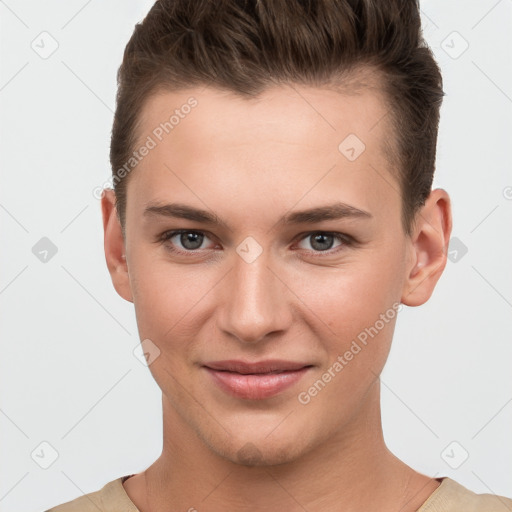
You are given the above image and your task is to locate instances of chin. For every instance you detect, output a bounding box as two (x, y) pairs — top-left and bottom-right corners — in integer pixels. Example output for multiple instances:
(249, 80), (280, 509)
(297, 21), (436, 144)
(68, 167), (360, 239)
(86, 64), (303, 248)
(200, 424), (316, 467)
(231, 441), (305, 467)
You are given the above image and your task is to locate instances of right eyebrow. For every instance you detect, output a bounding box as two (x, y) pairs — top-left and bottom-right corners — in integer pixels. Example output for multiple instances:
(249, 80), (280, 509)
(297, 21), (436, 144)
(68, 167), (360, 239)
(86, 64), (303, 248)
(143, 202), (230, 230)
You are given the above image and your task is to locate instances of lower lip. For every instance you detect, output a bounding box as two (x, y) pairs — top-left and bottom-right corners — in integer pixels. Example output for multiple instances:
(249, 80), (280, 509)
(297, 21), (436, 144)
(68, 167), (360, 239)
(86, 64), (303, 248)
(204, 367), (311, 400)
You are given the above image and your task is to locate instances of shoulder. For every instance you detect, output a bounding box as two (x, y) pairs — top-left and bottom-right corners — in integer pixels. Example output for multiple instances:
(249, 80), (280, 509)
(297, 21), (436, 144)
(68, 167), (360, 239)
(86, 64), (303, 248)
(419, 477), (512, 512)
(44, 476), (139, 512)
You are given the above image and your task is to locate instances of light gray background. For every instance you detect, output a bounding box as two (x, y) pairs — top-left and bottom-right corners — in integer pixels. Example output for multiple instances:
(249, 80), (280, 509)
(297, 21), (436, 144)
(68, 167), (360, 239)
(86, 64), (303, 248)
(1, 1), (511, 510)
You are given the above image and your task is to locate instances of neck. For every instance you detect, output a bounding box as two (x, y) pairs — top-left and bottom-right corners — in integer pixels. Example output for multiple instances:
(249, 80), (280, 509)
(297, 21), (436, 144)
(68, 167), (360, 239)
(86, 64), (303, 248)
(130, 381), (439, 512)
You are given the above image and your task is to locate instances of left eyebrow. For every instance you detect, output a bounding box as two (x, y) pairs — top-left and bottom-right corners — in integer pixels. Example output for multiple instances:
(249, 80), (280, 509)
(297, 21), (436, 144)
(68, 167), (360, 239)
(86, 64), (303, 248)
(280, 203), (372, 225)
(143, 201), (372, 230)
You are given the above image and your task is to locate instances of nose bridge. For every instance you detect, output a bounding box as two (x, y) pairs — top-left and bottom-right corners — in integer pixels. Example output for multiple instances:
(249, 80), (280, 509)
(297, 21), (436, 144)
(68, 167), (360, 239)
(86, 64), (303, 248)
(218, 240), (289, 343)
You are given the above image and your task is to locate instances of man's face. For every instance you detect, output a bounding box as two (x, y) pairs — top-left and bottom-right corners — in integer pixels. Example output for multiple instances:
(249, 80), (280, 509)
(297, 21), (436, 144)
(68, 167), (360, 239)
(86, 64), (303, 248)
(121, 84), (413, 465)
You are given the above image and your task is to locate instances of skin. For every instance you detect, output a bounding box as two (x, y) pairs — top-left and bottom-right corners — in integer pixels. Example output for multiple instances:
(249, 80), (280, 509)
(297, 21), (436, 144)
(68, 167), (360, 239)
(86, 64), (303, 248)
(102, 81), (452, 511)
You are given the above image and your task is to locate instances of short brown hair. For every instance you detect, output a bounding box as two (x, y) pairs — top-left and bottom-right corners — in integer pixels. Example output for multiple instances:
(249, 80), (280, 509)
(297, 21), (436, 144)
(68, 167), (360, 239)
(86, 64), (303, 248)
(110, 0), (444, 235)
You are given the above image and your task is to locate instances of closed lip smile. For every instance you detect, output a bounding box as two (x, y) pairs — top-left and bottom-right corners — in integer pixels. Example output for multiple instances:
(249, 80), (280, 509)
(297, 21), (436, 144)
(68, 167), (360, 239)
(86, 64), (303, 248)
(202, 359), (313, 400)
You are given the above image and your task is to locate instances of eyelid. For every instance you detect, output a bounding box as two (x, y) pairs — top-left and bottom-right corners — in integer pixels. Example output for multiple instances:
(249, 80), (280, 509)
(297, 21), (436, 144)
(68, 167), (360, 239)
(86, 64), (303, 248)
(292, 231), (354, 255)
(158, 229), (218, 251)
(158, 229), (355, 257)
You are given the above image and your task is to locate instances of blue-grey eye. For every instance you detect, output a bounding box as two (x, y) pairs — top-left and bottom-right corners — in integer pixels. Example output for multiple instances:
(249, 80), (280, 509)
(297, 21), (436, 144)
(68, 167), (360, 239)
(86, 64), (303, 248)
(176, 231), (205, 250)
(298, 232), (341, 252)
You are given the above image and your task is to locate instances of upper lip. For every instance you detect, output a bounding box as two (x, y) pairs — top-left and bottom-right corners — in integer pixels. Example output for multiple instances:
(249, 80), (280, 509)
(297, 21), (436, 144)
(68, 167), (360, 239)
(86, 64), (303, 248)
(203, 360), (312, 374)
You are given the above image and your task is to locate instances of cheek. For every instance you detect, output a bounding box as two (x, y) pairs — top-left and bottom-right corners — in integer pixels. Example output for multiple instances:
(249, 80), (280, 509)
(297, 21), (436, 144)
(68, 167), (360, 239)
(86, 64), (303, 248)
(128, 256), (209, 389)
(128, 250), (218, 343)
(292, 249), (404, 348)
(294, 260), (403, 422)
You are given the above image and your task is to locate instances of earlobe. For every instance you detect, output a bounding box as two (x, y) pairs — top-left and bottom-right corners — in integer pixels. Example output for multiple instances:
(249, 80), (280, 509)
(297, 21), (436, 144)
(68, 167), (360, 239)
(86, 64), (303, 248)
(101, 189), (133, 303)
(401, 189), (452, 307)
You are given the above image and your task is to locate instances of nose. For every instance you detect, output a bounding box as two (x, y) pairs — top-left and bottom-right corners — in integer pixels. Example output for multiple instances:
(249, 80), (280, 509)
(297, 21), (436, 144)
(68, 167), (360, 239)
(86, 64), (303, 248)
(216, 244), (293, 344)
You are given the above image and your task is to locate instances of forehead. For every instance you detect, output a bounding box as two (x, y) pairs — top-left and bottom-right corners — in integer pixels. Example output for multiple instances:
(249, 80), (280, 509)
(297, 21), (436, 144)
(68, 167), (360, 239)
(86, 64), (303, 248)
(138, 82), (391, 156)
(127, 83), (399, 226)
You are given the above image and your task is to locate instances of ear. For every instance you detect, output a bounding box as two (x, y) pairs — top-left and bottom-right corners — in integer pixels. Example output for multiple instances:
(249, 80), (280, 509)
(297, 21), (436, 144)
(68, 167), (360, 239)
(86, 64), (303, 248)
(101, 188), (133, 303)
(401, 188), (452, 307)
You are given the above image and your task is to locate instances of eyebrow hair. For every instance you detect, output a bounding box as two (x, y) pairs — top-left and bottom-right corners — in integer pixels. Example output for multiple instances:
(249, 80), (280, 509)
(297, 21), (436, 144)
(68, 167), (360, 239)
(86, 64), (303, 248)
(281, 203), (372, 224)
(143, 201), (372, 229)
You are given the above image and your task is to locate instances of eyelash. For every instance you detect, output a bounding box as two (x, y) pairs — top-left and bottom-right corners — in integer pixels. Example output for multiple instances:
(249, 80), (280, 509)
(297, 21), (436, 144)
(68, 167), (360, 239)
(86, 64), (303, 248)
(157, 229), (355, 258)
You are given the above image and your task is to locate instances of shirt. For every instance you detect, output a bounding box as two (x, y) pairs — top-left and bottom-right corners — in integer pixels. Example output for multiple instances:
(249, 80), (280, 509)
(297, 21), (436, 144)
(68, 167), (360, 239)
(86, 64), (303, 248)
(45, 475), (512, 511)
